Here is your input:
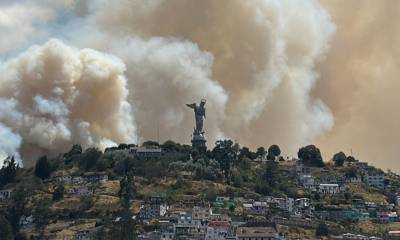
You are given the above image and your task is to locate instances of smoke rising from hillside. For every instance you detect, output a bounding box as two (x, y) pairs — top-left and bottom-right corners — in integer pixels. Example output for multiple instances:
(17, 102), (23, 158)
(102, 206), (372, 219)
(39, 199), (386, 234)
(0, 40), (135, 165)
(0, 0), (335, 167)
(1, 0), (398, 170)
(92, 0), (335, 152)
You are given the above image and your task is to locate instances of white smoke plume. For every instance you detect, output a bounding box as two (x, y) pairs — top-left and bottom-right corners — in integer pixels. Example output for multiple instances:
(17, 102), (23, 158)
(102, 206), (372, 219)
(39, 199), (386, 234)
(0, 39), (135, 166)
(0, 0), (336, 167)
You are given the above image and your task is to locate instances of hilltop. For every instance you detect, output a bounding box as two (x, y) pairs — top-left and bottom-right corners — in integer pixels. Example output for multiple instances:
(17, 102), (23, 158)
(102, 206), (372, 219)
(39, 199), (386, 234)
(1, 141), (400, 239)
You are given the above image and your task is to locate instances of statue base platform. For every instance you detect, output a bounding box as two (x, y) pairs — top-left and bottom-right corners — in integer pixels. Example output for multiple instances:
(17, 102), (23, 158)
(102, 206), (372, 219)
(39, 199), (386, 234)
(191, 133), (207, 152)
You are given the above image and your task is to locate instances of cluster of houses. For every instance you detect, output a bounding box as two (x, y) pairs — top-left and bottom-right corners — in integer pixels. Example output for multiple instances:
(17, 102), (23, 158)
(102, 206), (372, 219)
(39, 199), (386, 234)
(1, 155), (400, 239)
(242, 197), (310, 216)
(137, 200), (286, 240)
(55, 172), (108, 197)
(133, 191), (400, 239)
(314, 198), (398, 224)
(296, 161), (385, 195)
(333, 233), (382, 240)
(57, 173), (109, 185)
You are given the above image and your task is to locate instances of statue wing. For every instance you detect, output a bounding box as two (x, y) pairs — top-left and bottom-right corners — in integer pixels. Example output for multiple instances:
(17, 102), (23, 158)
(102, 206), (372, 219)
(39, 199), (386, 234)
(186, 103), (196, 109)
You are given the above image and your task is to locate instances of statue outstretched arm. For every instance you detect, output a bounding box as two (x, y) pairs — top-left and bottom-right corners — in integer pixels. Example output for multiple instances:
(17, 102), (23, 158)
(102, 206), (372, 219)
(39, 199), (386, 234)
(186, 103), (196, 109)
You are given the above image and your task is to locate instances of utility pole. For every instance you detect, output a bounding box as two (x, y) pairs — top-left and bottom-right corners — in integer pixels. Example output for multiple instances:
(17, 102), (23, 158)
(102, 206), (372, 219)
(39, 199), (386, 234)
(156, 106), (160, 144)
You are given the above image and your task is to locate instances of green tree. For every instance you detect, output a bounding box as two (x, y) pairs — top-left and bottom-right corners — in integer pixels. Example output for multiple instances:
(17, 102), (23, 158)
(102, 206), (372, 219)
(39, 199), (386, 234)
(256, 147), (266, 158)
(34, 156), (51, 180)
(255, 177), (273, 195)
(204, 188), (218, 202)
(0, 214), (14, 240)
(345, 166), (358, 178)
(0, 156), (18, 187)
(64, 144), (82, 164)
(118, 172), (136, 240)
(265, 160), (278, 187)
(231, 169), (243, 188)
(79, 148), (102, 171)
(118, 143), (129, 150)
(172, 175), (187, 189)
(211, 140), (239, 179)
(142, 141), (159, 147)
(52, 183), (65, 201)
(79, 195), (93, 212)
(65, 144), (82, 156)
(239, 147), (257, 160)
(333, 152), (346, 167)
(315, 222), (329, 236)
(298, 145), (324, 167)
(267, 145), (281, 160)
(33, 200), (51, 237)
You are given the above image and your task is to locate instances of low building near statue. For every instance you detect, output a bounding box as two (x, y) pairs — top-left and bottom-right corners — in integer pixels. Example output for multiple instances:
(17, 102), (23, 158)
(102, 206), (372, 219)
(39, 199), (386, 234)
(129, 146), (162, 158)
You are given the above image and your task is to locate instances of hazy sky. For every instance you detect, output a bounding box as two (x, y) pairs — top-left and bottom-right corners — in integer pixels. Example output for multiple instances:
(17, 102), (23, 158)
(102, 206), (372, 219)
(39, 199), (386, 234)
(0, 0), (399, 171)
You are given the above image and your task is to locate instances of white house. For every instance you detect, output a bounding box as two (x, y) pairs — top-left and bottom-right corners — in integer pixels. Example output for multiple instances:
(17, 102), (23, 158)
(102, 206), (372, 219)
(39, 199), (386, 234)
(295, 198), (311, 209)
(299, 175), (316, 191)
(318, 183), (341, 194)
(250, 201), (269, 215)
(139, 202), (168, 219)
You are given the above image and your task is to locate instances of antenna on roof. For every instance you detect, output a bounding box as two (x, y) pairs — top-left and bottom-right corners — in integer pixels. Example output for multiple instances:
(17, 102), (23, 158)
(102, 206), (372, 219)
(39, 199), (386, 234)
(137, 128), (140, 146)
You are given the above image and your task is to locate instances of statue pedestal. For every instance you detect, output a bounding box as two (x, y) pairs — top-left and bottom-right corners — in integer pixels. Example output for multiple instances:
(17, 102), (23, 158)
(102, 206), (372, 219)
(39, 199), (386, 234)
(191, 132), (207, 152)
